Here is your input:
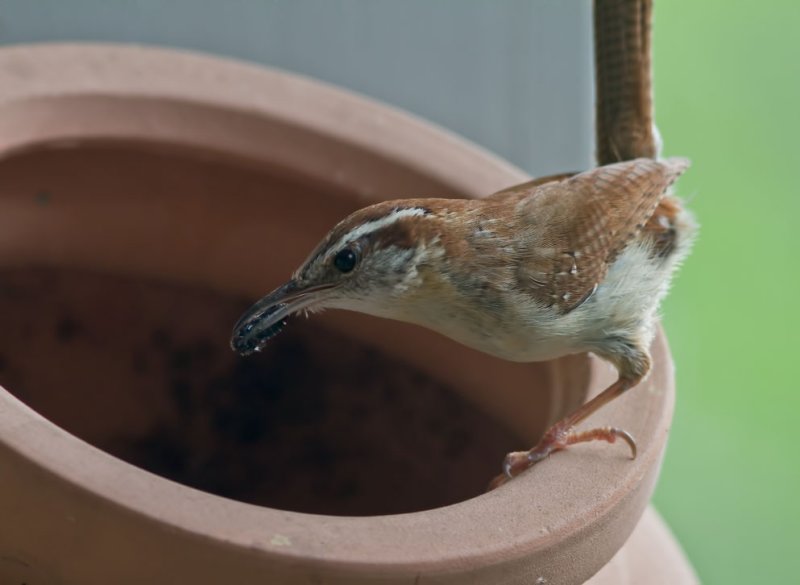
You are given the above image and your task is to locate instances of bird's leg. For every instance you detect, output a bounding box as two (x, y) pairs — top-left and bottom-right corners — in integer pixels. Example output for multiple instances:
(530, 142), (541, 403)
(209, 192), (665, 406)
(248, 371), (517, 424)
(488, 349), (650, 490)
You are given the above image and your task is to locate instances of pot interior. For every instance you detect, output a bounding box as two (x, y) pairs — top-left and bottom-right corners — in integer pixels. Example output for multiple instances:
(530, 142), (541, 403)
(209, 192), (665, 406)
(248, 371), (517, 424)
(0, 141), (589, 515)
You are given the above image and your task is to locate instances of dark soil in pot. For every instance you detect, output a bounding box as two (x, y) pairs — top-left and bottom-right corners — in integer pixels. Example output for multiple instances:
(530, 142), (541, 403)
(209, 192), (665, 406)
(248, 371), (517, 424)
(0, 138), (587, 522)
(0, 267), (519, 516)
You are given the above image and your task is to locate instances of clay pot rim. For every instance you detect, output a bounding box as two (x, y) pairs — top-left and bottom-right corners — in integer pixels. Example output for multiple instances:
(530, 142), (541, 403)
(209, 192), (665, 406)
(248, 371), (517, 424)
(0, 44), (674, 574)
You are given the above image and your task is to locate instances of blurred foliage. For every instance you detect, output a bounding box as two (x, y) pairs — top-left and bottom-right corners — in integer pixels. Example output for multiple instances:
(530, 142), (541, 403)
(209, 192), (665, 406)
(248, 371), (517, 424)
(652, 1), (800, 582)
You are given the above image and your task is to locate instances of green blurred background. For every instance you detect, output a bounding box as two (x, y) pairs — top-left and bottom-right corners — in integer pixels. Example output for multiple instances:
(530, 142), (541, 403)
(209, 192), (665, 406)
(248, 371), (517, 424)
(653, 1), (800, 582)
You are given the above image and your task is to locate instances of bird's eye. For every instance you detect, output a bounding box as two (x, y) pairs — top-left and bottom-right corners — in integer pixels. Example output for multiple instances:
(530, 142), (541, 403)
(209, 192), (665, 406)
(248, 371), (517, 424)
(333, 248), (358, 273)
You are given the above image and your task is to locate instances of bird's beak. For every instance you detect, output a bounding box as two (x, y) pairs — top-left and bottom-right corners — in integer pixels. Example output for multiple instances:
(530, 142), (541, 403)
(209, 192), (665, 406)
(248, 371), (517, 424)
(230, 279), (333, 356)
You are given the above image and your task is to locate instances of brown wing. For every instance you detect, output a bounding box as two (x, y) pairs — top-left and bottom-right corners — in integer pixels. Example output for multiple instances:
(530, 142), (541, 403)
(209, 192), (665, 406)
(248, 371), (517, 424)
(488, 172), (577, 198)
(511, 157), (689, 312)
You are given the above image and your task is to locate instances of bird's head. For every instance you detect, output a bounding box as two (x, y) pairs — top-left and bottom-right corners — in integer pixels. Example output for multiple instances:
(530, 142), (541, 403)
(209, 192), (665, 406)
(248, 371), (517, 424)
(230, 201), (441, 356)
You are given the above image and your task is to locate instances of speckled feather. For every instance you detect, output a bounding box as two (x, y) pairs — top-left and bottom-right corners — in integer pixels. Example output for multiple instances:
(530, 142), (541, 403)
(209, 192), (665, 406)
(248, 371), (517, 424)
(234, 157), (693, 371)
(502, 157), (689, 312)
(306, 158), (689, 319)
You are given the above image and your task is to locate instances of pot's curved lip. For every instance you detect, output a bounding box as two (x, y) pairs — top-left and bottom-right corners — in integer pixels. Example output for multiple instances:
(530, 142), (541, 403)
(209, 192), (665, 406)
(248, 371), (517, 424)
(0, 43), (674, 579)
(0, 41), (528, 199)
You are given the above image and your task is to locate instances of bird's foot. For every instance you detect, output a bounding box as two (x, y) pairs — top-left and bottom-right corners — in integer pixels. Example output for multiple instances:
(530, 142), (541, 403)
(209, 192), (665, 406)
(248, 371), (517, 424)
(487, 424), (637, 491)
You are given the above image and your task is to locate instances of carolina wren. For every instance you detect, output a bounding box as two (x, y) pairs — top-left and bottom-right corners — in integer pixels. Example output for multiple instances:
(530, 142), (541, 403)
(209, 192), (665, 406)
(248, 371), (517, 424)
(231, 157), (696, 488)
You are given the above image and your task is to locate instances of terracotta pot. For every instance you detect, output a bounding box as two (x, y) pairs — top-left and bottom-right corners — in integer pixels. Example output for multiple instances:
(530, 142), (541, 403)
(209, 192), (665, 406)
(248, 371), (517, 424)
(0, 44), (695, 584)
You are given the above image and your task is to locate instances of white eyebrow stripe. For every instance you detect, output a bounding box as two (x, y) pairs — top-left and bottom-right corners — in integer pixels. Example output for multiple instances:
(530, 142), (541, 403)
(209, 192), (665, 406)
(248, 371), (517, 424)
(332, 207), (429, 251)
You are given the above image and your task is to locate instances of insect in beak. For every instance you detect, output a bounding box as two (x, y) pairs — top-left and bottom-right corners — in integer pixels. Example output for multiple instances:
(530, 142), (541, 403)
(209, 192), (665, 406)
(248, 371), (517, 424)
(230, 280), (334, 356)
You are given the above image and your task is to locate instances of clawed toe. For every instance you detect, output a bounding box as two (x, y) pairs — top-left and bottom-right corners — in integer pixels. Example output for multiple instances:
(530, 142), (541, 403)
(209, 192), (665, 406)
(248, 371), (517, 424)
(486, 425), (638, 491)
(564, 426), (637, 459)
(502, 450), (532, 478)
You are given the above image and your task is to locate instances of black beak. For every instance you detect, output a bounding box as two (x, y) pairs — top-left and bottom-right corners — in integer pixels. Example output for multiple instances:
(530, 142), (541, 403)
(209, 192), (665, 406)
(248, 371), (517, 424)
(230, 280), (331, 356)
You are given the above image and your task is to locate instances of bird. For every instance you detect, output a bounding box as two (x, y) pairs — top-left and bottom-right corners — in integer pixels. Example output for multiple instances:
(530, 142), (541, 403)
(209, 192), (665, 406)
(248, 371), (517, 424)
(230, 156), (696, 489)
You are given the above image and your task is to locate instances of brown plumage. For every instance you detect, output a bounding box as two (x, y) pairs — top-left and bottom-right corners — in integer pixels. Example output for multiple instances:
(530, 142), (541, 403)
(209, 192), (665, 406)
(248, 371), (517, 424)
(231, 157), (695, 488)
(499, 157), (687, 312)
